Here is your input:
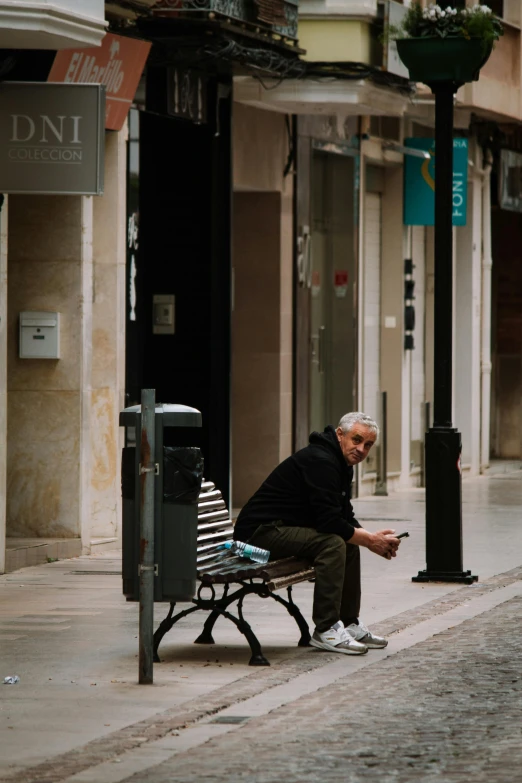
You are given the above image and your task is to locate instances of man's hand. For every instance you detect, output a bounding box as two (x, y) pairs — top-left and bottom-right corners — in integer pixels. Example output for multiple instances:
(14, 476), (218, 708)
(348, 528), (400, 560)
(368, 529), (401, 560)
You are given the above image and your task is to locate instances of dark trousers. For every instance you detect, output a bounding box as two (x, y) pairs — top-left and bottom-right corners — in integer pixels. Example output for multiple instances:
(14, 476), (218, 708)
(249, 522), (361, 633)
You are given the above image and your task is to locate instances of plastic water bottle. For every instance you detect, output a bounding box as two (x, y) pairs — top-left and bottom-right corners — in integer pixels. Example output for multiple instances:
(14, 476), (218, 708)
(219, 540), (270, 564)
(3, 675), (20, 685)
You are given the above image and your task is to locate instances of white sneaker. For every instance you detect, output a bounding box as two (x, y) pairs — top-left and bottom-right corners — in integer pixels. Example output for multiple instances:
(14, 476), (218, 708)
(344, 620), (388, 649)
(310, 621), (368, 655)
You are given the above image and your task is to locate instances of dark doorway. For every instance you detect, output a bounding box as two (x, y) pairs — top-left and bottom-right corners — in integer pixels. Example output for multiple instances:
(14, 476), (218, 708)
(491, 208), (522, 459)
(126, 74), (232, 504)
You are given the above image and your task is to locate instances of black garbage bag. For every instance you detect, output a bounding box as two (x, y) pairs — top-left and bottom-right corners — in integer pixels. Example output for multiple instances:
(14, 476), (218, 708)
(121, 447), (136, 500)
(163, 447), (204, 504)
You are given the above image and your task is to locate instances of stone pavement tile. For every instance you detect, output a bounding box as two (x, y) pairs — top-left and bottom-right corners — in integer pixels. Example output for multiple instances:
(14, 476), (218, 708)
(125, 594), (522, 783)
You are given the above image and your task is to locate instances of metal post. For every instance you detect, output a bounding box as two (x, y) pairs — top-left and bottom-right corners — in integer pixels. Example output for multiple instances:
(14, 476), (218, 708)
(413, 84), (476, 584)
(139, 388), (156, 683)
(420, 401), (430, 489)
(374, 391), (388, 496)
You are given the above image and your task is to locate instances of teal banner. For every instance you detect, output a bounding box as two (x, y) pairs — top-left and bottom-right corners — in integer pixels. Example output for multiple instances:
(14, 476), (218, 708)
(404, 138), (468, 226)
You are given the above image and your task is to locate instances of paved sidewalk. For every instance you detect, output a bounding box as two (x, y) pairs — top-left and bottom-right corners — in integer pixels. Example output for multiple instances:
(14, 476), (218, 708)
(1, 464), (521, 781)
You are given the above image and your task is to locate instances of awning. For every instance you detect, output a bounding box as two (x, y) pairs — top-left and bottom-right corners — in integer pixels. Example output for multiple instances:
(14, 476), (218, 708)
(234, 75), (410, 116)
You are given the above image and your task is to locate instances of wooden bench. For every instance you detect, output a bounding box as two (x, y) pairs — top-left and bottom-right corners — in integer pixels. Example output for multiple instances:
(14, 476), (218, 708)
(153, 481), (314, 666)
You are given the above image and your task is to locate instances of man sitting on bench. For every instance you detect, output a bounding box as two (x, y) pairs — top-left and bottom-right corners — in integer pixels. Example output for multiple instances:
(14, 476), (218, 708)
(234, 412), (401, 656)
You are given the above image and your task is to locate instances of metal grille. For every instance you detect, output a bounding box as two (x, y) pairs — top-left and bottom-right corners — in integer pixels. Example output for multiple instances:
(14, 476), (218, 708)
(254, 0), (287, 25)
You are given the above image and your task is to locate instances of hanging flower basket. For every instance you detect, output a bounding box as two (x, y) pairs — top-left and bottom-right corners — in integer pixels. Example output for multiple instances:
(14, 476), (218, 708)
(384, 3), (503, 86)
(397, 37), (493, 84)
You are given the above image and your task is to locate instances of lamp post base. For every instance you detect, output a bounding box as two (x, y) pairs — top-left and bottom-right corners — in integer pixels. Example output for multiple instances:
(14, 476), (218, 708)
(412, 570), (478, 584)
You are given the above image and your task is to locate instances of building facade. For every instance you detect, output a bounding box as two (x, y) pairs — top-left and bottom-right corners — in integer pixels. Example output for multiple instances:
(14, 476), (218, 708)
(2, 0), (521, 574)
(236, 0), (520, 494)
(0, 1), (151, 573)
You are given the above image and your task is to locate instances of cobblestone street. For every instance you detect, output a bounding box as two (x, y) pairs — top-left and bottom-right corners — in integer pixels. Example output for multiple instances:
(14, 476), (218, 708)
(123, 594), (522, 783)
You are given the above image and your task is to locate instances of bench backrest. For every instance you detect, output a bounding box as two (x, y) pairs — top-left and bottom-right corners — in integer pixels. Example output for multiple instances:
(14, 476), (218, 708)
(196, 481), (315, 590)
(197, 480), (234, 574)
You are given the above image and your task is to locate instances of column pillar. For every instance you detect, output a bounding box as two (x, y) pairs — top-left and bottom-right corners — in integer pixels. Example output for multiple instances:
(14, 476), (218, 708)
(90, 128), (127, 543)
(7, 194), (93, 548)
(0, 197), (7, 573)
(455, 140), (482, 474)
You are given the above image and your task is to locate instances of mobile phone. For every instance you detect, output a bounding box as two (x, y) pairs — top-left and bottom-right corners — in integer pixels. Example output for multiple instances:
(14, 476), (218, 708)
(396, 532), (409, 539)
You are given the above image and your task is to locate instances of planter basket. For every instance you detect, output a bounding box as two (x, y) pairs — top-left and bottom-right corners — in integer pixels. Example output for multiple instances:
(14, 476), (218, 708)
(397, 37), (493, 85)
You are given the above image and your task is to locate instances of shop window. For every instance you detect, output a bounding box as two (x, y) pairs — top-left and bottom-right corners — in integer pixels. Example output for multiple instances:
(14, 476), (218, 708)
(369, 116), (401, 141)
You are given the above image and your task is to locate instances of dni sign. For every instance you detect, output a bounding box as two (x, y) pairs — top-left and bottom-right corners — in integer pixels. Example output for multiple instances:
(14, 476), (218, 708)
(0, 82), (105, 195)
(9, 114), (83, 162)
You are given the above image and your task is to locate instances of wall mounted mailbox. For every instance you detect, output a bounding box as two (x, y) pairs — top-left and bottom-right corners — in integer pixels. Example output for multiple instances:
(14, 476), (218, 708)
(20, 312), (60, 359)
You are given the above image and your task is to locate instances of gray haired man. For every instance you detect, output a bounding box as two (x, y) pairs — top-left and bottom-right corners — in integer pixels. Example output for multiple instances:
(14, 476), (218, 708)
(234, 413), (401, 655)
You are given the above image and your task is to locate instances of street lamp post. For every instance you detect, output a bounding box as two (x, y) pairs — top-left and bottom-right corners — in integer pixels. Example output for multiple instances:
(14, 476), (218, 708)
(395, 2), (502, 585)
(412, 82), (477, 584)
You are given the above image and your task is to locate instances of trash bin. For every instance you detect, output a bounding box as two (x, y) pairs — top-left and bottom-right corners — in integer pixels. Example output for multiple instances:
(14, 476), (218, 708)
(120, 403), (203, 603)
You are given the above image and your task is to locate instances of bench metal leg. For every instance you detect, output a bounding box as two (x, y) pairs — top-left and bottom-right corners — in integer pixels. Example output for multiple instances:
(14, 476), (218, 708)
(195, 585), (270, 666)
(155, 583), (308, 667)
(194, 584), (235, 645)
(268, 586), (312, 647)
(193, 609), (220, 646)
(215, 604), (270, 667)
(153, 602), (201, 663)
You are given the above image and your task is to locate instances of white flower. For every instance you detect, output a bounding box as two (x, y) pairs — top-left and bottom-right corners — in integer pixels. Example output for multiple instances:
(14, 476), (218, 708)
(440, 10), (446, 16)
(429, 9), (436, 17)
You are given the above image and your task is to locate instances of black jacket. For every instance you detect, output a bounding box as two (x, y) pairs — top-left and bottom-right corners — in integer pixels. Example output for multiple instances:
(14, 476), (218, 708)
(234, 425), (361, 543)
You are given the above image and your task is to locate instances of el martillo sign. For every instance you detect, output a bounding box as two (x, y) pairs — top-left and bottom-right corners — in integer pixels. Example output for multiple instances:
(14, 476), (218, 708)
(48, 33), (151, 132)
(404, 137), (468, 226)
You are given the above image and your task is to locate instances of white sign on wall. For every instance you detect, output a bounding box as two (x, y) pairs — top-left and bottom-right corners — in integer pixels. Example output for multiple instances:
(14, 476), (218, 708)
(382, 0), (410, 80)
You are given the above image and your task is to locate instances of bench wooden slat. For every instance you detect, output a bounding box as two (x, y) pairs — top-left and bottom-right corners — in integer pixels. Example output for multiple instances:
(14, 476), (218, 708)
(199, 567), (259, 584)
(198, 488), (222, 501)
(198, 499), (227, 513)
(197, 509), (230, 523)
(255, 557), (312, 581)
(197, 541), (230, 555)
(267, 569), (315, 591)
(197, 519), (234, 534)
(197, 528), (234, 544)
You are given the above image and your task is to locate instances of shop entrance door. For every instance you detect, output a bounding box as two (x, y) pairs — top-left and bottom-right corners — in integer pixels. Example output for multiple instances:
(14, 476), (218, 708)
(310, 149), (357, 433)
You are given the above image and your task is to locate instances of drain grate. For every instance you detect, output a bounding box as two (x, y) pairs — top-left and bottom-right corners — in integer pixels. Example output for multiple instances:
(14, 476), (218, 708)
(210, 716), (250, 725)
(69, 570), (121, 576)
